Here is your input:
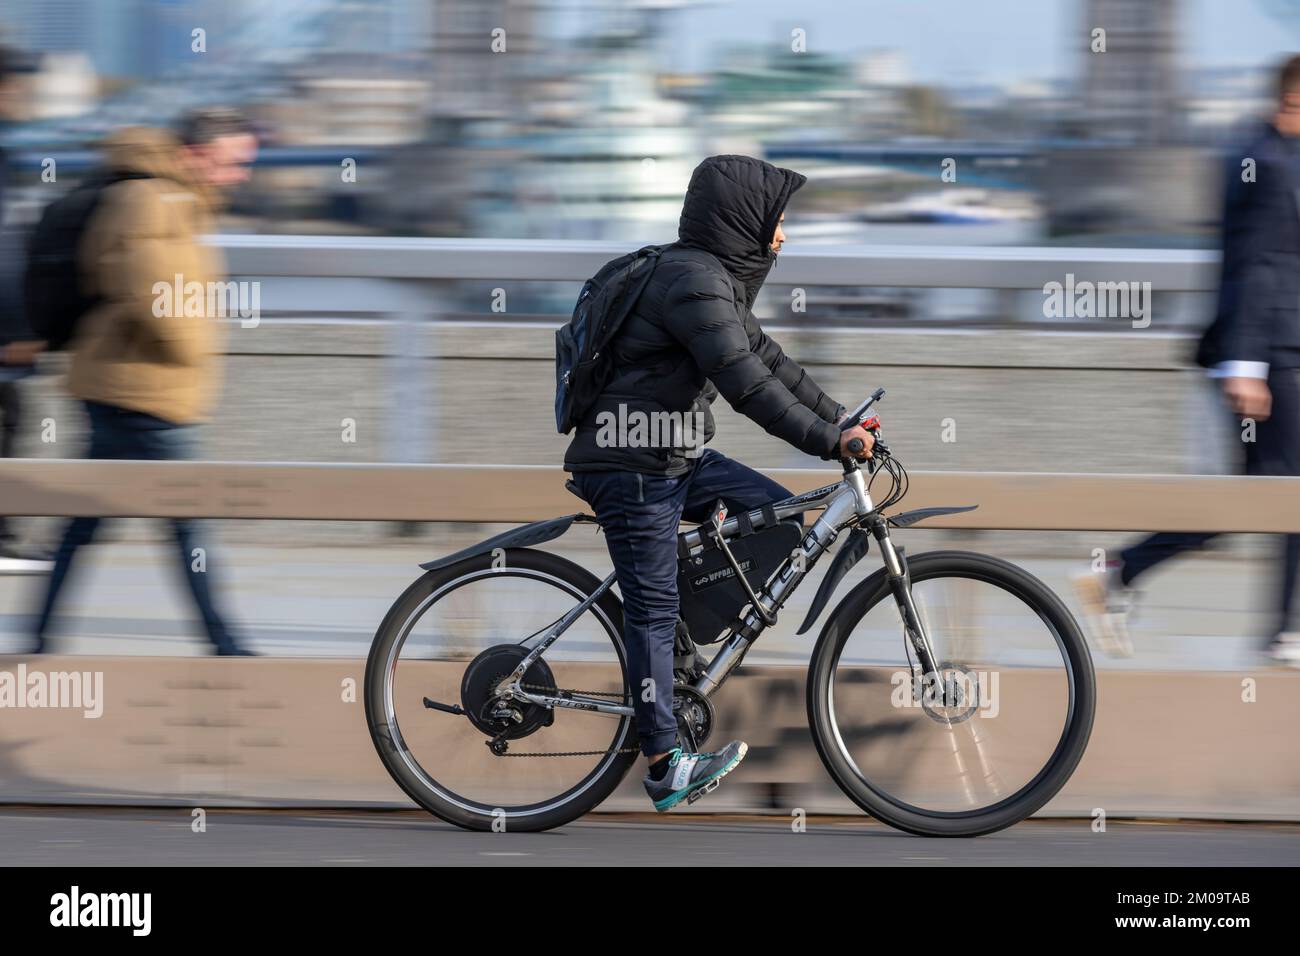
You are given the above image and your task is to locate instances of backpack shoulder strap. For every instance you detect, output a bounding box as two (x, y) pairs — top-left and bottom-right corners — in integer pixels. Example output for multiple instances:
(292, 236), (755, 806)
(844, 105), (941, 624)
(596, 244), (663, 340)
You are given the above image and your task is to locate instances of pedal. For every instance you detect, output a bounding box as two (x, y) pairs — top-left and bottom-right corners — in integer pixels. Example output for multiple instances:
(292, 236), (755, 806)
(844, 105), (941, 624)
(687, 777), (722, 804)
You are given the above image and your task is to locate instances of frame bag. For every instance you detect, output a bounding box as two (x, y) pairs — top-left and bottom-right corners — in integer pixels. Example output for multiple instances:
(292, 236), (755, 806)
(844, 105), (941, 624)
(677, 520), (803, 644)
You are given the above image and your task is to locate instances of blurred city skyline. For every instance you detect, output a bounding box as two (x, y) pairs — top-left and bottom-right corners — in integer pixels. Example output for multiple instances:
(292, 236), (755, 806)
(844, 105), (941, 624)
(3, 0), (1300, 83)
(2, 0), (1299, 258)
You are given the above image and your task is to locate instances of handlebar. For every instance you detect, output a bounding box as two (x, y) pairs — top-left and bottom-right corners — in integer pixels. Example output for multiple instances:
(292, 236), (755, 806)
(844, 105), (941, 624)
(839, 388), (890, 464)
(839, 387), (886, 432)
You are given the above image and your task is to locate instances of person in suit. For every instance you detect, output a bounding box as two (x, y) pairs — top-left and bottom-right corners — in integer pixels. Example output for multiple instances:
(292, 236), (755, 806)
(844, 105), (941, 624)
(1076, 55), (1300, 665)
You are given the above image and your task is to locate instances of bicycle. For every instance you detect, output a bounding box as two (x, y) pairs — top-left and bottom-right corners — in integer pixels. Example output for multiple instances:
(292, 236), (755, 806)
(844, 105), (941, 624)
(364, 389), (1095, 836)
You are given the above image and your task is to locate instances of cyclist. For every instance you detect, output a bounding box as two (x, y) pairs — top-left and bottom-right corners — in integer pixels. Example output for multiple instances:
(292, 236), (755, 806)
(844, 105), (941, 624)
(564, 155), (874, 810)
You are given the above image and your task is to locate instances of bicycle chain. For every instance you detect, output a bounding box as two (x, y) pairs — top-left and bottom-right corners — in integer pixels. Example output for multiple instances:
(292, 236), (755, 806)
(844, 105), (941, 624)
(486, 683), (638, 758)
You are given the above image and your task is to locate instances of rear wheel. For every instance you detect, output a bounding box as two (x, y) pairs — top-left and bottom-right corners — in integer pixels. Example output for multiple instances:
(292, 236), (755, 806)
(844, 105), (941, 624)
(364, 548), (637, 832)
(807, 551), (1095, 837)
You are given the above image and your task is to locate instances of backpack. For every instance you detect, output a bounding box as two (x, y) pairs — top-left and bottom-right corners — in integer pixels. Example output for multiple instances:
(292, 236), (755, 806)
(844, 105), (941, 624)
(23, 170), (152, 350)
(554, 244), (663, 434)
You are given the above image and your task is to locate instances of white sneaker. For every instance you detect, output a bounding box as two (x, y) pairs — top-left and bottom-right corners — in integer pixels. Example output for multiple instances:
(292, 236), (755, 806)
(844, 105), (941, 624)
(1072, 569), (1136, 658)
(0, 555), (53, 575)
(1266, 633), (1300, 668)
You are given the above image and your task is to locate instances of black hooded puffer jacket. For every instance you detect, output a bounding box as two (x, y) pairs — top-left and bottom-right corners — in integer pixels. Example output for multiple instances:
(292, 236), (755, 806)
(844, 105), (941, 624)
(563, 155), (844, 476)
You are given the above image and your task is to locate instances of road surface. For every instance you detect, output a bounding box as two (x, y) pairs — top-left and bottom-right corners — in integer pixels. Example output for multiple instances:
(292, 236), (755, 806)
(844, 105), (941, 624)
(2, 807), (1296, 866)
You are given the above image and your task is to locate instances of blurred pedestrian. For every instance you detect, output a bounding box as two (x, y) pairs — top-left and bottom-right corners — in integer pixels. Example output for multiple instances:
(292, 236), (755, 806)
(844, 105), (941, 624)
(28, 108), (258, 655)
(0, 45), (51, 572)
(1076, 55), (1300, 666)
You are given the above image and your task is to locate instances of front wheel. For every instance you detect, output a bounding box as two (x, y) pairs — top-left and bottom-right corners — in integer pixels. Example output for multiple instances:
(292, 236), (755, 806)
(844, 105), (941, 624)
(807, 550), (1095, 837)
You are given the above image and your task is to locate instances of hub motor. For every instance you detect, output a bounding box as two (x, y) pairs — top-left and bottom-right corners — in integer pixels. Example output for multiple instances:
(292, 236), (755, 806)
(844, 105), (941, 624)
(459, 645), (556, 739)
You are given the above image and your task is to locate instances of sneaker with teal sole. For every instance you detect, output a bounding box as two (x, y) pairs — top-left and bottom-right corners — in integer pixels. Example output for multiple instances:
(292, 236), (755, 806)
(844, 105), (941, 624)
(643, 741), (748, 812)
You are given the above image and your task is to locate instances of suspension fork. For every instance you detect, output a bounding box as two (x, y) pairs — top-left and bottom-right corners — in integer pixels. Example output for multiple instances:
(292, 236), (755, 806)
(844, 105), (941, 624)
(866, 514), (943, 677)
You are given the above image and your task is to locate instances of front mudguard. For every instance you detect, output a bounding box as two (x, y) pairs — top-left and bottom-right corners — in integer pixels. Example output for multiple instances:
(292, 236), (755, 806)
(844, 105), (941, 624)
(795, 505), (978, 636)
(797, 527), (870, 635)
(887, 504), (978, 528)
(419, 513), (597, 572)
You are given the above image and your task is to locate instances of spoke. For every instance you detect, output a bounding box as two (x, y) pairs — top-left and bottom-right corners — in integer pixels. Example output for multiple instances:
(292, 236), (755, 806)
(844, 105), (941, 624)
(958, 716), (1008, 800)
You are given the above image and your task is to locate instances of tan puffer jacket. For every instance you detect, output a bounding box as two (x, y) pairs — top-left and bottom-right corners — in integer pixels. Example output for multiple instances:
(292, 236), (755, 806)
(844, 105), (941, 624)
(66, 127), (228, 424)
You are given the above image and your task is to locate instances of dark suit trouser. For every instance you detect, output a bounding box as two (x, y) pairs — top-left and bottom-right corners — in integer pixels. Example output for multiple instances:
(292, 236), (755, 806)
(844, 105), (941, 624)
(0, 378), (21, 543)
(1120, 368), (1300, 641)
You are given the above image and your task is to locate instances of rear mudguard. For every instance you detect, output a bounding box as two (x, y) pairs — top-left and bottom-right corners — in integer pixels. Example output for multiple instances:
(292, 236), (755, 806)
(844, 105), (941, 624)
(795, 505), (978, 635)
(419, 513), (596, 572)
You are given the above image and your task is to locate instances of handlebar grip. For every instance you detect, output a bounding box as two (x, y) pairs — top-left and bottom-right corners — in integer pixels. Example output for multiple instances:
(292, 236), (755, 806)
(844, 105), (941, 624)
(847, 437), (865, 455)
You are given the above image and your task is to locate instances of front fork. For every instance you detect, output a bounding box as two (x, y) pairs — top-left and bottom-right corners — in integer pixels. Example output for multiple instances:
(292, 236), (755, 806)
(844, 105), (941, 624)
(865, 514), (942, 677)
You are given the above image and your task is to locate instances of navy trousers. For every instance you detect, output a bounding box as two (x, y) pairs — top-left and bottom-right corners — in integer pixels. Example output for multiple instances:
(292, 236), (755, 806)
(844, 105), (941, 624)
(33, 401), (243, 653)
(574, 449), (794, 757)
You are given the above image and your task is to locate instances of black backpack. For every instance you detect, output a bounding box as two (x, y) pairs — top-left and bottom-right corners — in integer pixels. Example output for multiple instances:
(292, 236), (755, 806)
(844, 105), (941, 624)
(554, 244), (663, 434)
(23, 170), (152, 350)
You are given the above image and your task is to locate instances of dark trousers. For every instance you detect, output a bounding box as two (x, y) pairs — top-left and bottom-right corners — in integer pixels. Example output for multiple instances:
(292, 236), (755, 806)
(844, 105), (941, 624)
(574, 449), (794, 757)
(0, 377), (22, 543)
(33, 401), (242, 653)
(1120, 368), (1300, 640)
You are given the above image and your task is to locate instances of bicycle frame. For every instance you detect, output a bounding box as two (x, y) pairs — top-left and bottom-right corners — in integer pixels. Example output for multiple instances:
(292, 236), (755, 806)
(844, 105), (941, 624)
(500, 458), (947, 719)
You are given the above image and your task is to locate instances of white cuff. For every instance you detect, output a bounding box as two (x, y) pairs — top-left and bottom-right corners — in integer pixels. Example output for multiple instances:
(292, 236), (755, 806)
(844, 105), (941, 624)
(1210, 361), (1270, 380)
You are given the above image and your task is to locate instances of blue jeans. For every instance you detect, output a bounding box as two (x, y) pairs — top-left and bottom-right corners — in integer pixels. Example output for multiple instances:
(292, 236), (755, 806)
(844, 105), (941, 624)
(574, 449), (794, 757)
(33, 401), (242, 653)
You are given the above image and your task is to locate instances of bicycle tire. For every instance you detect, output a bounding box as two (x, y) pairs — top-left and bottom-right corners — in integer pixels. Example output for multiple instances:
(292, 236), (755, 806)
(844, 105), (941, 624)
(806, 550), (1096, 837)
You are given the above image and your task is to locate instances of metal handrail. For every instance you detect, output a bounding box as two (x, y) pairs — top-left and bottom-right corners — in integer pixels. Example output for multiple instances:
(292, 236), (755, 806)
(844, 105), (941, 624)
(216, 235), (1219, 290)
(2, 459), (1296, 532)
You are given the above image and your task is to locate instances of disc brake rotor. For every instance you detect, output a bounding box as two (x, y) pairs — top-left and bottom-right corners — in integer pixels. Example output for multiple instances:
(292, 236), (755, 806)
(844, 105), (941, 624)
(919, 660), (981, 725)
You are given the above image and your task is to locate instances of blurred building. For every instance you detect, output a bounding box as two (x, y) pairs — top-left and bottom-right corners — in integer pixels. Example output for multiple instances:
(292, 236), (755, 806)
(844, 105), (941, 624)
(430, 0), (538, 118)
(1044, 0), (1216, 243)
(1079, 0), (1183, 145)
(276, 64), (430, 145)
(25, 51), (96, 118)
(14, 0), (91, 55)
